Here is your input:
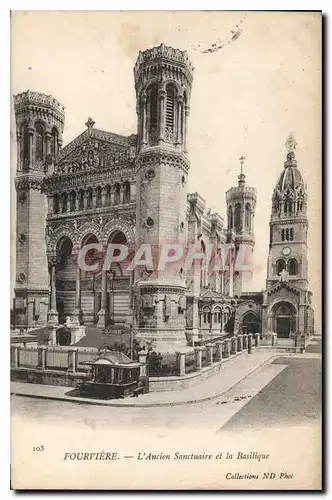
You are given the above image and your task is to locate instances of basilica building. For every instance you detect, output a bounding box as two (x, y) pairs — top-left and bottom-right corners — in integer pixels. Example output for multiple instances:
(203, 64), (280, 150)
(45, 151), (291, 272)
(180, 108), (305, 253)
(12, 44), (315, 349)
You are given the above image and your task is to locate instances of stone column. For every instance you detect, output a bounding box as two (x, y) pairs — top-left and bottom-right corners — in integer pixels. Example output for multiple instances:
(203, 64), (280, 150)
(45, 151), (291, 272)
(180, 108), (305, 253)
(243, 334), (248, 349)
(141, 94), (147, 146)
(216, 340), (223, 362)
(45, 130), (52, 165)
(237, 334), (243, 351)
(110, 186), (115, 206)
(248, 334), (253, 354)
(92, 189), (97, 209)
(11, 346), (19, 368)
(195, 346), (203, 371)
(47, 259), (59, 326)
(184, 106), (190, 153)
(138, 350), (147, 377)
(97, 270), (109, 328)
(230, 336), (237, 354)
(254, 332), (260, 347)
(68, 348), (78, 373)
(220, 271), (224, 295)
(206, 343), (214, 366)
(177, 352), (186, 376)
(228, 246), (234, 297)
(37, 346), (47, 370)
(101, 186), (107, 206)
(72, 260), (82, 325)
(158, 89), (166, 143)
(75, 192), (80, 211)
(16, 132), (21, 171)
(84, 191), (89, 210)
(66, 193), (71, 213)
(176, 97), (183, 145)
(28, 126), (34, 168)
(130, 181), (136, 203)
(224, 339), (231, 357)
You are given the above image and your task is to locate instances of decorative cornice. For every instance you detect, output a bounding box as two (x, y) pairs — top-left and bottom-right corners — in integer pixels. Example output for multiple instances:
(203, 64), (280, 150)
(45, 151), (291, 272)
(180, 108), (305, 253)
(134, 44), (194, 84)
(13, 90), (65, 118)
(136, 147), (190, 173)
(15, 174), (44, 191)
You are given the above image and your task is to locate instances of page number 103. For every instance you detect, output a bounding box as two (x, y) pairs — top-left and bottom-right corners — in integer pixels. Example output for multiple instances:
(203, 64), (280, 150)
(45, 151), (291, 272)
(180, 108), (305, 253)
(33, 446), (44, 452)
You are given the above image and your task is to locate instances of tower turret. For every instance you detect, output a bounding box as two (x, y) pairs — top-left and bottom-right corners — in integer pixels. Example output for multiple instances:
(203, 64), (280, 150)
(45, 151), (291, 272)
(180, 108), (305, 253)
(266, 133), (308, 289)
(13, 90), (65, 327)
(225, 156), (257, 297)
(133, 44), (194, 351)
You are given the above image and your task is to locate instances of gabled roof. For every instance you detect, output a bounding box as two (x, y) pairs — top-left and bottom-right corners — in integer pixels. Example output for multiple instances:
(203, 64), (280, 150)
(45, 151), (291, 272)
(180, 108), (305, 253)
(200, 288), (223, 300)
(57, 127), (129, 162)
(267, 280), (301, 296)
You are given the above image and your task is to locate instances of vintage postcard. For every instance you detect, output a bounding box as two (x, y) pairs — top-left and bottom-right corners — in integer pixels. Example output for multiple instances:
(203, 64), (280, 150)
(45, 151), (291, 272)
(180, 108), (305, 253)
(10, 10), (322, 490)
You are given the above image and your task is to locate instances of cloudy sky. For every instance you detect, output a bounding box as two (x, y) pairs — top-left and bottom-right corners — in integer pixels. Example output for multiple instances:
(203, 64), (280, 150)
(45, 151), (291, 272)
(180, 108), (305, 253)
(11, 11), (321, 318)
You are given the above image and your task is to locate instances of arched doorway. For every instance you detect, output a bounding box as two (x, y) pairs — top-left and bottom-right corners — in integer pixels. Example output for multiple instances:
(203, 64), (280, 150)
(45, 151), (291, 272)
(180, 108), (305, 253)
(272, 301), (297, 338)
(55, 237), (74, 324)
(81, 233), (100, 324)
(106, 231), (129, 325)
(241, 312), (261, 334)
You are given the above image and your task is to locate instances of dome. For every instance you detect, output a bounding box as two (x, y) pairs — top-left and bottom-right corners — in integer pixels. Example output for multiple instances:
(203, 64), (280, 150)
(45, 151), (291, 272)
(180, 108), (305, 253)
(275, 153), (305, 192)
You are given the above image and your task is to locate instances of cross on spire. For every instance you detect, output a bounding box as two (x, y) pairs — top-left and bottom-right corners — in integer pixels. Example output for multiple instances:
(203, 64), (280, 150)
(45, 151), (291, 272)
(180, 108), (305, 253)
(239, 155), (246, 175)
(85, 117), (95, 134)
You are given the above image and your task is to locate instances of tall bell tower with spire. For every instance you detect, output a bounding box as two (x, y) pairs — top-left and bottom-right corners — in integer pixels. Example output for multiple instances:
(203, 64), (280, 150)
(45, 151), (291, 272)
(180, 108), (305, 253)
(133, 44), (194, 351)
(262, 134), (314, 337)
(225, 156), (257, 297)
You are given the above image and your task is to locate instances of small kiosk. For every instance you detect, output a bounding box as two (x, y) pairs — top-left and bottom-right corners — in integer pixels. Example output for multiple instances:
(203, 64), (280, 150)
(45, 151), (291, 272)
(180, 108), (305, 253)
(80, 349), (145, 399)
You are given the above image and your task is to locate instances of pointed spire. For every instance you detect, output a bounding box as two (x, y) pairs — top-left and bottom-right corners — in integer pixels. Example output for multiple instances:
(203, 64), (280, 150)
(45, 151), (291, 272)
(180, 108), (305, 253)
(238, 155), (246, 186)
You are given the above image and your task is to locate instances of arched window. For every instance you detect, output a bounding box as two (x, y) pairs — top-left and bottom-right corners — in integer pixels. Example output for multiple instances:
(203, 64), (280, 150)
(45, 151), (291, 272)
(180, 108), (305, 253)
(35, 122), (45, 162)
(214, 307), (222, 323)
(165, 84), (176, 139)
(148, 84), (158, 141)
(53, 194), (59, 214)
(69, 191), (76, 212)
(288, 258), (298, 276)
(56, 237), (73, 271)
(228, 206), (233, 229)
(281, 229), (285, 241)
(123, 181), (130, 204)
(276, 259), (286, 275)
(114, 184), (121, 205)
(96, 186), (102, 208)
(245, 203), (251, 231)
(234, 203), (242, 233)
(50, 127), (59, 158)
(284, 199), (293, 215)
(203, 307), (211, 325)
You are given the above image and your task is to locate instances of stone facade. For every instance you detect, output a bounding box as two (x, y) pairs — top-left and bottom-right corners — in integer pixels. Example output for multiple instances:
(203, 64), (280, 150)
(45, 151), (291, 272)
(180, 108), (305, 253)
(12, 46), (315, 348)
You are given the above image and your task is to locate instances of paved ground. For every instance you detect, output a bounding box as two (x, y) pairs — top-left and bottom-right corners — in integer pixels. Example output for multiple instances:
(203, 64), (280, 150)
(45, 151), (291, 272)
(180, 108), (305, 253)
(11, 350), (275, 407)
(11, 336), (322, 431)
(223, 356), (321, 430)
